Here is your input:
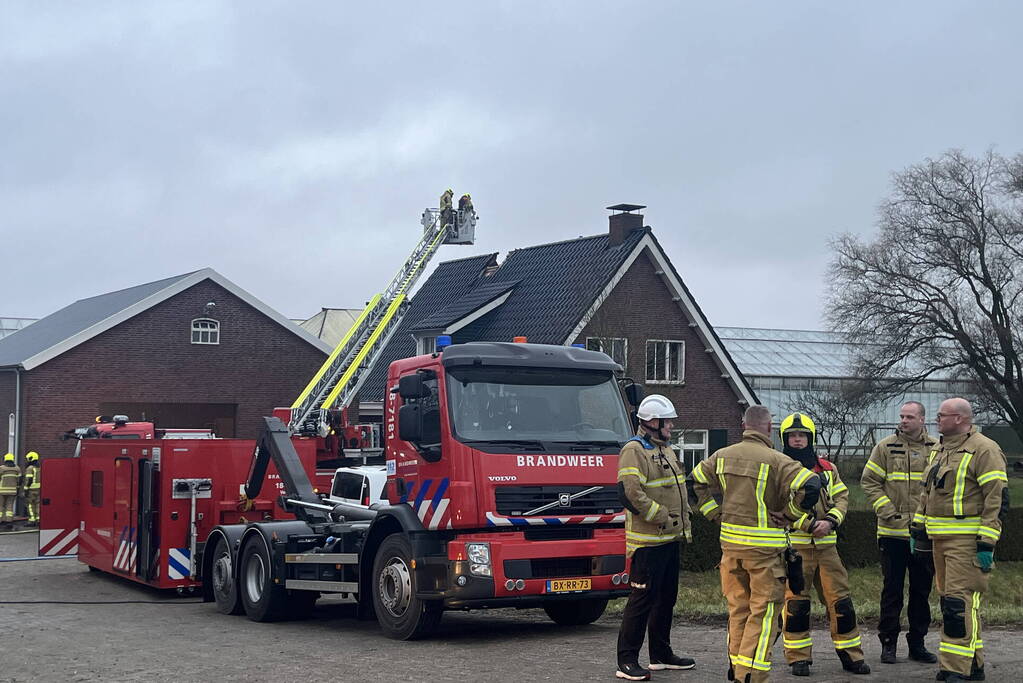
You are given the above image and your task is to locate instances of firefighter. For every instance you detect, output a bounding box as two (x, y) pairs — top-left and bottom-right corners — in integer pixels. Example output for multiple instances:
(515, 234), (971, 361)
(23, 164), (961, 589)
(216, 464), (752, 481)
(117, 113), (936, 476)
(0, 452), (20, 528)
(691, 405), (822, 683)
(778, 413), (870, 676)
(23, 451), (41, 526)
(439, 188), (454, 229)
(615, 394), (695, 681)
(861, 400), (938, 664)
(911, 398), (1008, 683)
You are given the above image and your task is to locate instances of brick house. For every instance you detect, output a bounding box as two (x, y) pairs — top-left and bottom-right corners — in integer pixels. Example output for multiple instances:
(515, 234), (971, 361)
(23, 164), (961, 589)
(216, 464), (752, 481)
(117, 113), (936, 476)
(359, 205), (757, 469)
(0, 269), (330, 462)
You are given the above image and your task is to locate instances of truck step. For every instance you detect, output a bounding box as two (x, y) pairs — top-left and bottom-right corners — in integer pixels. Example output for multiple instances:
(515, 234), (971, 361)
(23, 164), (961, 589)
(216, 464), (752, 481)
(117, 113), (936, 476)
(285, 579), (359, 593)
(285, 552), (358, 564)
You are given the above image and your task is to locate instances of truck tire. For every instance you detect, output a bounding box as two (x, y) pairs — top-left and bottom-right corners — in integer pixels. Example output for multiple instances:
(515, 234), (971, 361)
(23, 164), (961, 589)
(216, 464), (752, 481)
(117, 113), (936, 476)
(542, 597), (609, 626)
(372, 534), (443, 640)
(209, 537), (243, 615)
(239, 536), (287, 622)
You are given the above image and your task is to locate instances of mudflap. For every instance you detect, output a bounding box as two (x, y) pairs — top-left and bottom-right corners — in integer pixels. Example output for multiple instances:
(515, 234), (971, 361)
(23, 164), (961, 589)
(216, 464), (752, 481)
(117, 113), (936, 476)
(38, 458), (81, 556)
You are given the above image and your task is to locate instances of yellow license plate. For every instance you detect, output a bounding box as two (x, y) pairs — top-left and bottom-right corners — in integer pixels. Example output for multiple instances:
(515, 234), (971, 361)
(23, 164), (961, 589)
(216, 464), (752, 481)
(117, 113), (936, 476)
(546, 578), (591, 593)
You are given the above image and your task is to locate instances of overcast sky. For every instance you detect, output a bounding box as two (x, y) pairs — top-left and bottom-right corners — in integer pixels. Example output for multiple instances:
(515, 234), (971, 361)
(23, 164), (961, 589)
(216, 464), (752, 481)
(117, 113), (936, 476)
(3, 2), (1022, 330)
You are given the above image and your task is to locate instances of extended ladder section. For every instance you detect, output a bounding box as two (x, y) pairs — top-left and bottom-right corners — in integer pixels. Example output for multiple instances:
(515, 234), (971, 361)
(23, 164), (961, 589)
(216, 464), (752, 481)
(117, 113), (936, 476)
(290, 199), (476, 436)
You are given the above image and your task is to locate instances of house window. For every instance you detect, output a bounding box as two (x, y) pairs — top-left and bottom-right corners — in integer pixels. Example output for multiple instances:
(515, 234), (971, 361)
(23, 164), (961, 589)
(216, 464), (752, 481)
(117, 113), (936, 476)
(673, 429), (708, 472)
(646, 340), (684, 383)
(417, 336), (437, 355)
(191, 318), (220, 345)
(586, 337), (628, 371)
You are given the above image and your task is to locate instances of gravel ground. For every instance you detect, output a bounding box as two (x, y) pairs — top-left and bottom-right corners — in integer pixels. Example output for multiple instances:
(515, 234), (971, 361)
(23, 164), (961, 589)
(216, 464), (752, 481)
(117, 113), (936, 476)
(2, 530), (1019, 682)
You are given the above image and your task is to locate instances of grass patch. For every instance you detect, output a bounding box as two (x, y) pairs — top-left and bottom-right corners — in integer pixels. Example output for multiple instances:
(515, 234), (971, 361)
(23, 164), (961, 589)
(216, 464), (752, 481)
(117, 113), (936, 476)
(607, 561), (1023, 626)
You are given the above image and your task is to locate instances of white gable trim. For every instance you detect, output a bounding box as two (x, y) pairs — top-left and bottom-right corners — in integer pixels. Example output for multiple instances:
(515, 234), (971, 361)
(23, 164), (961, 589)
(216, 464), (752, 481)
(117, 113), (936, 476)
(21, 268), (331, 371)
(563, 234), (756, 406)
(443, 289), (514, 335)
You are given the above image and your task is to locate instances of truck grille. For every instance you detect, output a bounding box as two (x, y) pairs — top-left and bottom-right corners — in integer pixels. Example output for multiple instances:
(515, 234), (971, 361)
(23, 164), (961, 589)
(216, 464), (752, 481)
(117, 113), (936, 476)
(504, 557), (592, 579)
(494, 485), (621, 516)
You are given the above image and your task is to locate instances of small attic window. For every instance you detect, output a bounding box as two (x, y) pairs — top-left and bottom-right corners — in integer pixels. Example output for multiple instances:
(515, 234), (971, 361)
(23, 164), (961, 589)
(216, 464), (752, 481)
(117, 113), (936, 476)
(191, 318), (220, 345)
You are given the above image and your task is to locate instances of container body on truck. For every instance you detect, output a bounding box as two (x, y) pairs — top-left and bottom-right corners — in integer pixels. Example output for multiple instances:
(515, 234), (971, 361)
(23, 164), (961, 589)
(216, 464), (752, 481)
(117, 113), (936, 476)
(200, 342), (636, 639)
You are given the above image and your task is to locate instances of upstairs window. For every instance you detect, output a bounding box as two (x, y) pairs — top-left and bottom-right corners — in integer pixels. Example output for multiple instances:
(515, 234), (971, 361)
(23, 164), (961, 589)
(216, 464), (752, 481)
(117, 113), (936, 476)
(586, 337), (628, 371)
(673, 429), (708, 472)
(646, 340), (684, 383)
(417, 336), (437, 355)
(191, 318), (220, 345)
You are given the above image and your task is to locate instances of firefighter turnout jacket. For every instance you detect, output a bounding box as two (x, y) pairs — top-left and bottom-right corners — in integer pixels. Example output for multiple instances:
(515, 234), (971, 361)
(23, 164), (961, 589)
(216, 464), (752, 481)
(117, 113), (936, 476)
(617, 432), (691, 557)
(692, 430), (820, 556)
(912, 428), (1008, 547)
(788, 459), (848, 547)
(0, 462), (20, 495)
(862, 429), (936, 538)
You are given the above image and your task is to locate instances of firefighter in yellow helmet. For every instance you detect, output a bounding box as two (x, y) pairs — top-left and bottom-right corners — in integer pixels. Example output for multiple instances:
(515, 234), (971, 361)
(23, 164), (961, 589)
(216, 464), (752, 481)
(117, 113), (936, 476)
(439, 188), (454, 229)
(23, 451), (41, 526)
(778, 413), (869, 676)
(0, 452), (21, 528)
(692, 405), (822, 683)
(911, 398), (1008, 683)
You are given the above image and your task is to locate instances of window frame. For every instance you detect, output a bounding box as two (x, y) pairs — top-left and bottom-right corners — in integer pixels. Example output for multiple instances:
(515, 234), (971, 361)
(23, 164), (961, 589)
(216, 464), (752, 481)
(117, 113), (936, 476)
(585, 336), (628, 372)
(417, 335), (438, 356)
(645, 339), (685, 384)
(673, 429), (708, 472)
(190, 318), (220, 345)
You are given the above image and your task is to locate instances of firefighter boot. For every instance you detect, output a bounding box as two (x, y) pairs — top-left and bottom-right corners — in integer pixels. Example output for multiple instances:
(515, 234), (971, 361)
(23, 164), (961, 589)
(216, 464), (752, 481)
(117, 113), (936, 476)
(790, 661), (811, 676)
(615, 662), (651, 681)
(838, 650), (871, 674)
(936, 664), (985, 681)
(881, 641), (898, 664)
(908, 637), (937, 664)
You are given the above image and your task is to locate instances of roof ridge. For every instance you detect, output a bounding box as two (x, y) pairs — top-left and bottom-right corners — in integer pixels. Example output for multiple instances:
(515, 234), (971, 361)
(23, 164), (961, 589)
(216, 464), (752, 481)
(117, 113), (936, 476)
(72, 270), (201, 304)
(434, 252), (498, 265)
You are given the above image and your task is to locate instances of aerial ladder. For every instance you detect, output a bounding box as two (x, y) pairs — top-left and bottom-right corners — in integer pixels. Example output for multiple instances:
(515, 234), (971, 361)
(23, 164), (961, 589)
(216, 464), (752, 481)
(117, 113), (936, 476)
(288, 192), (476, 441)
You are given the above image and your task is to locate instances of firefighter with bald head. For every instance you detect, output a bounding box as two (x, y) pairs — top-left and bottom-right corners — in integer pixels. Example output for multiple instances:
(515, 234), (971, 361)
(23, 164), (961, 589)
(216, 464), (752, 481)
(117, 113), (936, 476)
(691, 405), (823, 683)
(614, 394), (695, 681)
(0, 452), (21, 529)
(778, 412), (869, 676)
(912, 397), (1008, 683)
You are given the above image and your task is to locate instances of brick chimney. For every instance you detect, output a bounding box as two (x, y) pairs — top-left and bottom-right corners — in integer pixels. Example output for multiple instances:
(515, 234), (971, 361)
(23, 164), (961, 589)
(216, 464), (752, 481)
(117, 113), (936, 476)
(607, 203), (646, 246)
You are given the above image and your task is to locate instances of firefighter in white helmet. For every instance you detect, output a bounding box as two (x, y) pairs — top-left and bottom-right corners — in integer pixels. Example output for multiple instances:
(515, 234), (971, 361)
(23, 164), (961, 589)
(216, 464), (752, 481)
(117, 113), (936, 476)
(615, 394), (695, 681)
(0, 453), (20, 528)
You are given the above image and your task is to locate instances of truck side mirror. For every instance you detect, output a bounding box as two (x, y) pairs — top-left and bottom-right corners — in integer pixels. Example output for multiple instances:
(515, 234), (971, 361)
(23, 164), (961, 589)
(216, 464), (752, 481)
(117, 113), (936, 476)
(399, 404), (422, 442)
(398, 403), (442, 463)
(398, 374), (426, 400)
(624, 383), (644, 407)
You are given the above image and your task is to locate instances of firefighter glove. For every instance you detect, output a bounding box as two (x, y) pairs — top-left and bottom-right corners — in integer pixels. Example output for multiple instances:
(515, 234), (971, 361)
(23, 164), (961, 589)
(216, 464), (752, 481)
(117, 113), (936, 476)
(977, 543), (994, 573)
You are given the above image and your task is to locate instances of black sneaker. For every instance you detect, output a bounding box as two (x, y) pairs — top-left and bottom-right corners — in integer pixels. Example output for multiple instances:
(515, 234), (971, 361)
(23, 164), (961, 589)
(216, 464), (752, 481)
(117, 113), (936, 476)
(881, 642), (898, 664)
(615, 662), (651, 681)
(649, 654), (696, 671)
(791, 660), (811, 676)
(908, 644), (937, 664)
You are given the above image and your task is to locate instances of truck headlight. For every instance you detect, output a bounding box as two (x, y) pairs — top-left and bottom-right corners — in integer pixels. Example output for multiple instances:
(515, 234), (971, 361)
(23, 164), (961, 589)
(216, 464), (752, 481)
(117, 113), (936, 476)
(466, 542), (490, 565)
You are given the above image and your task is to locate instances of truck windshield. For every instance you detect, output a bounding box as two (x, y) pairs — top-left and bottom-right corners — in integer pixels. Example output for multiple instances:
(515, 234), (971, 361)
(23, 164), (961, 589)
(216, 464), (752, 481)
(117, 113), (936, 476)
(446, 366), (632, 448)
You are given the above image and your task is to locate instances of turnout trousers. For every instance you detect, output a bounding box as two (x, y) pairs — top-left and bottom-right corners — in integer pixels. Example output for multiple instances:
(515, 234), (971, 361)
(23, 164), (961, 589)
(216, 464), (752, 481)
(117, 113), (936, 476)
(617, 541), (680, 666)
(782, 544), (865, 664)
(720, 550), (786, 683)
(0, 494), (16, 522)
(933, 536), (987, 676)
(878, 536), (934, 647)
(25, 490), (39, 522)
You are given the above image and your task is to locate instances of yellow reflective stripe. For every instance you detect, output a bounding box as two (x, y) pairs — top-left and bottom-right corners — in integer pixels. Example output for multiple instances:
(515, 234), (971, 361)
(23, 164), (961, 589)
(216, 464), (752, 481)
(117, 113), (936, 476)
(830, 481), (848, 495)
(716, 457), (727, 491)
(719, 531), (787, 548)
(887, 471), (923, 481)
(755, 463), (769, 528)
(977, 526), (1000, 541)
(977, 470), (1007, 485)
(925, 516), (982, 535)
(953, 452), (974, 516)
(834, 636), (862, 649)
(752, 602), (775, 671)
(783, 637), (813, 649)
(877, 526), (911, 537)
(626, 529), (680, 543)
(700, 499), (719, 515)
(617, 467), (646, 482)
(913, 512), (926, 524)
(790, 533), (837, 546)
(827, 507), (845, 523)
(790, 468), (812, 489)
(939, 642), (975, 657)
(864, 459), (886, 478)
(970, 592), (980, 655)
(872, 495), (892, 511)
(928, 449), (938, 463)
(720, 522), (786, 537)
(644, 500), (661, 522)
(692, 462), (709, 484)
(926, 515), (981, 525)
(792, 513), (810, 531)
(788, 499), (804, 518)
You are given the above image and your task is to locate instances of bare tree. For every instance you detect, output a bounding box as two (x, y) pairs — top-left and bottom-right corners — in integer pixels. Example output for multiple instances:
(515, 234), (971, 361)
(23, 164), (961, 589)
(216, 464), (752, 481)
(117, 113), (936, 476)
(827, 149), (1023, 441)
(784, 380), (879, 462)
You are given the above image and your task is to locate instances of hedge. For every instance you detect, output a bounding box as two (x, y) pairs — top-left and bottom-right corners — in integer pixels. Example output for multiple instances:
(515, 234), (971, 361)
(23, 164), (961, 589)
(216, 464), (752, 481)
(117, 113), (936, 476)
(681, 508), (1023, 572)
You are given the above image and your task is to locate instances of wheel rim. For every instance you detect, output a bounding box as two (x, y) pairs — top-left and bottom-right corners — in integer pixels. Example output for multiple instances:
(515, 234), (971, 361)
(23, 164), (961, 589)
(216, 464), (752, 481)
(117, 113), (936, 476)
(378, 556), (413, 618)
(212, 551), (233, 597)
(244, 551), (266, 604)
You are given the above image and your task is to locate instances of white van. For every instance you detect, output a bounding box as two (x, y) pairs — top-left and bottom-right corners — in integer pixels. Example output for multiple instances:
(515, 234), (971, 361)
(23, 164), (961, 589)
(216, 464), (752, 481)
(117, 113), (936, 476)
(326, 465), (388, 508)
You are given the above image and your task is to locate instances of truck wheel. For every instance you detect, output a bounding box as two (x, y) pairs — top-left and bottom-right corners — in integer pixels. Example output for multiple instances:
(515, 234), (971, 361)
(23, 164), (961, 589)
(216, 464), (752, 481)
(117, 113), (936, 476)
(239, 536), (287, 622)
(542, 597), (609, 626)
(210, 537), (243, 615)
(372, 534), (443, 640)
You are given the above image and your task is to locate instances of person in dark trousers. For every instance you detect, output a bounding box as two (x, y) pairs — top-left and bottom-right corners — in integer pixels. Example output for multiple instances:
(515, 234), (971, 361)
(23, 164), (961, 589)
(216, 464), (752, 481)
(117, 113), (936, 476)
(861, 401), (938, 664)
(615, 394), (695, 681)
